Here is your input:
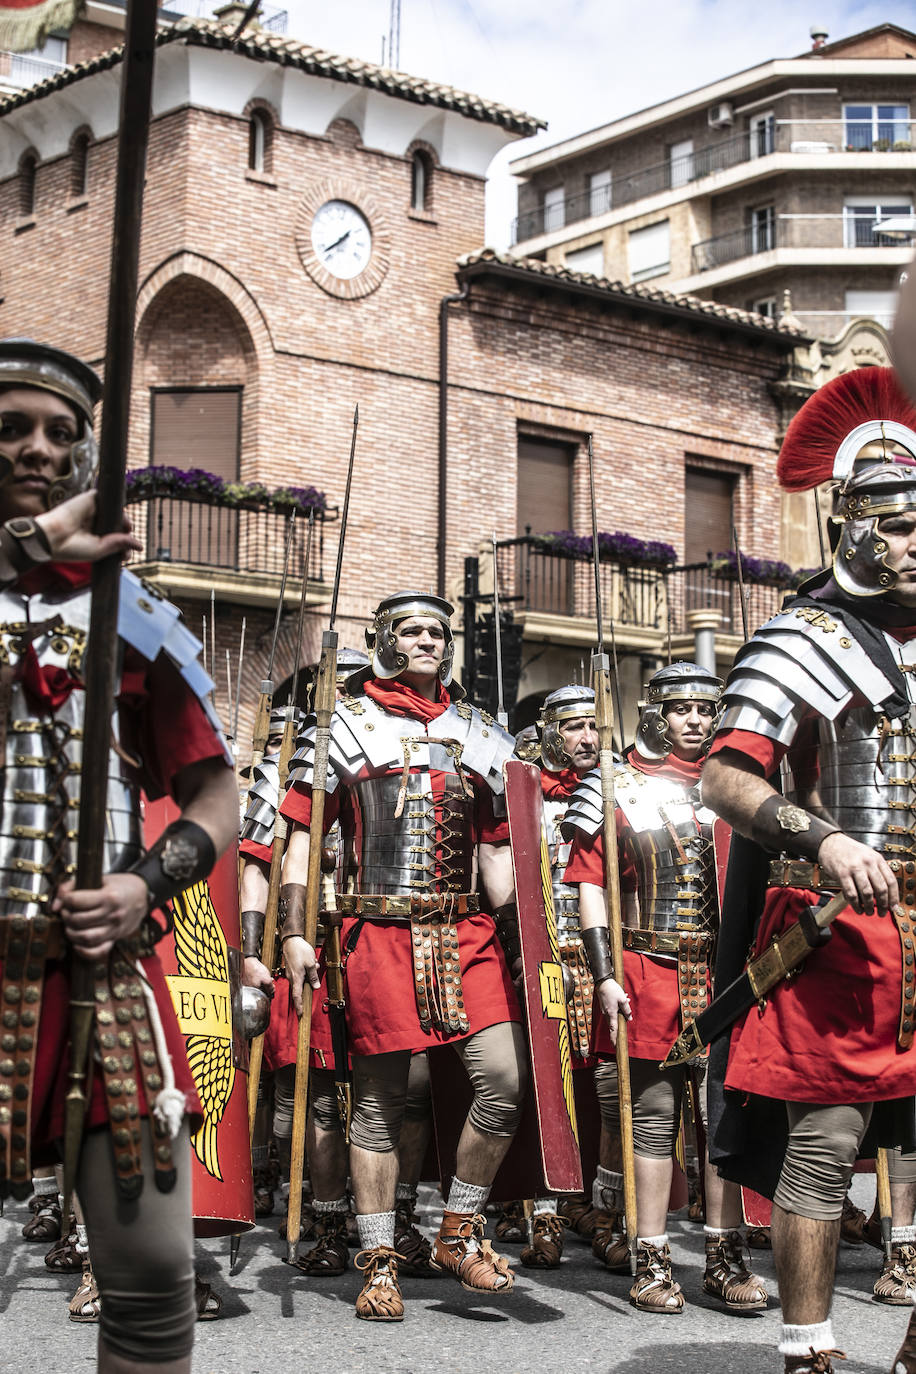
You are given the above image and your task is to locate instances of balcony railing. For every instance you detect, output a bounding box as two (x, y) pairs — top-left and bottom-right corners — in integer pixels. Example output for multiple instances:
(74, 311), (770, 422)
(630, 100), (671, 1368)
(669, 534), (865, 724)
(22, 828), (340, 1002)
(495, 537), (790, 637)
(127, 491), (334, 581)
(691, 212), (914, 272)
(510, 118), (916, 245)
(164, 0), (288, 30)
(0, 49), (67, 89)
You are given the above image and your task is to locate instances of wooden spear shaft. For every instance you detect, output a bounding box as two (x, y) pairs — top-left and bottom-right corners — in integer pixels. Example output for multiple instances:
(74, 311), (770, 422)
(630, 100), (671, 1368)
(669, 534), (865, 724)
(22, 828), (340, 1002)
(62, 0), (158, 1220)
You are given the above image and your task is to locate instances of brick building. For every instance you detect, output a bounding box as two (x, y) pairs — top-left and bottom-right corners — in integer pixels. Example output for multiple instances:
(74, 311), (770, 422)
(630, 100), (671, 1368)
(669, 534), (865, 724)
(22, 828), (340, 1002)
(510, 23), (916, 344)
(0, 8), (824, 742)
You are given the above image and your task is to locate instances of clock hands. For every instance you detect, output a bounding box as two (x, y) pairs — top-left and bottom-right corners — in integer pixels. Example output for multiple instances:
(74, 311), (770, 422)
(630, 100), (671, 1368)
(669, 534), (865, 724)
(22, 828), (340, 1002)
(321, 227), (352, 256)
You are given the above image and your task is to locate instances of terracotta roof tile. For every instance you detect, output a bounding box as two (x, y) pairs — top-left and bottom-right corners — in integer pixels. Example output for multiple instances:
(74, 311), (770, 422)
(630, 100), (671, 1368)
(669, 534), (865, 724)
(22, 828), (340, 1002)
(0, 18), (545, 135)
(457, 248), (808, 342)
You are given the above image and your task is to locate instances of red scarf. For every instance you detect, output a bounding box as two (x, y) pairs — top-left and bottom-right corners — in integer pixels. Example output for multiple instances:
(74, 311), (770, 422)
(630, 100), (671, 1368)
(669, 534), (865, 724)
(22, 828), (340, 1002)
(540, 767), (583, 799)
(15, 562), (93, 711)
(627, 746), (703, 785)
(363, 675), (450, 724)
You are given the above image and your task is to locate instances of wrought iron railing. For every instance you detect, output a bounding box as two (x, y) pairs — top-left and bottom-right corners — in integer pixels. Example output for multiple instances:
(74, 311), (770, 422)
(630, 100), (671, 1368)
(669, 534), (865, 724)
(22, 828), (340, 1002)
(0, 49), (66, 89)
(510, 118), (916, 246)
(127, 491), (335, 581)
(494, 536), (790, 637)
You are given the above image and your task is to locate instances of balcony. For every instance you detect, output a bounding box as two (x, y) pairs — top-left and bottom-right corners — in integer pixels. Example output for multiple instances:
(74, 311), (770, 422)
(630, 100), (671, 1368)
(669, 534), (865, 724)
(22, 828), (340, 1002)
(691, 211), (914, 273)
(495, 536), (790, 642)
(0, 49), (66, 90)
(510, 118), (916, 245)
(164, 0), (288, 30)
(126, 490), (337, 608)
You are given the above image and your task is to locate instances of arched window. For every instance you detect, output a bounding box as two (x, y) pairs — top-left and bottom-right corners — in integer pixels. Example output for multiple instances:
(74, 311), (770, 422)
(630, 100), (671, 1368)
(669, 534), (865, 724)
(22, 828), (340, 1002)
(19, 153), (37, 217)
(248, 108), (272, 174)
(410, 150), (431, 212)
(70, 131), (90, 197)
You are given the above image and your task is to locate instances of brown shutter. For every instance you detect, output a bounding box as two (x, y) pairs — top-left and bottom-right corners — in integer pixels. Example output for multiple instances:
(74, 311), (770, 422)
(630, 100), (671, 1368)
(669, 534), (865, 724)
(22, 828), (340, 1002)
(149, 389), (241, 567)
(517, 437), (572, 535)
(151, 389), (240, 478)
(684, 467), (734, 563)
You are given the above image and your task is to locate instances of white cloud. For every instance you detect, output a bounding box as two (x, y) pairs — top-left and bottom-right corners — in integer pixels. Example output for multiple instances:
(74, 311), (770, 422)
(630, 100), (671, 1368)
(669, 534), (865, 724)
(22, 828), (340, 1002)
(277, 0), (916, 246)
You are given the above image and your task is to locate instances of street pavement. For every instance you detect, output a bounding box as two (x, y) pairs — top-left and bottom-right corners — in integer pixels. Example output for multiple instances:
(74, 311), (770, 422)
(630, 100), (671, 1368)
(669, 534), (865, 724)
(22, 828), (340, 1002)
(0, 1175), (907, 1373)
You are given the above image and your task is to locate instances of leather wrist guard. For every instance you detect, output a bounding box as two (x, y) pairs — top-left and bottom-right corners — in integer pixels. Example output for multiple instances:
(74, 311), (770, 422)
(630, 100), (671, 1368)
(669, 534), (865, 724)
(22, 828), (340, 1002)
(492, 902), (521, 965)
(750, 795), (841, 861)
(129, 819), (216, 911)
(0, 516), (51, 587)
(582, 925), (614, 986)
(241, 909), (265, 959)
(279, 883), (308, 942)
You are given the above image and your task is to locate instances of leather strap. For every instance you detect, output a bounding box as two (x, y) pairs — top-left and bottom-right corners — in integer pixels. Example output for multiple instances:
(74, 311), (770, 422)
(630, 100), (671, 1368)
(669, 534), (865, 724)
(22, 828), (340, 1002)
(676, 931), (710, 1030)
(0, 914), (65, 960)
(890, 904), (916, 1050)
(0, 915), (49, 1197)
(408, 899), (469, 1036)
(559, 941), (593, 1060)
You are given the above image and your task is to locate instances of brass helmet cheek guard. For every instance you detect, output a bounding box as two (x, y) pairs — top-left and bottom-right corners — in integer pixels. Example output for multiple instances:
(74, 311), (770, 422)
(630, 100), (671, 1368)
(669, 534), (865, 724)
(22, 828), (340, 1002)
(636, 661), (723, 760)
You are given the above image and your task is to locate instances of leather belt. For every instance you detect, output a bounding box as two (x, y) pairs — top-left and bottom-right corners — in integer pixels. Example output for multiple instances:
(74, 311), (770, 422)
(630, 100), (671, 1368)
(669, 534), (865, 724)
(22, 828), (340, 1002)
(623, 927), (713, 956)
(890, 904), (916, 1051)
(339, 892), (480, 920)
(768, 859), (837, 890)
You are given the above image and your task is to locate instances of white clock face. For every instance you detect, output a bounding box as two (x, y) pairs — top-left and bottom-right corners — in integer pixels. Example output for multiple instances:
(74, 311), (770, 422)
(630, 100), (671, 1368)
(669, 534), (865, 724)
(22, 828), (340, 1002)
(310, 200), (372, 280)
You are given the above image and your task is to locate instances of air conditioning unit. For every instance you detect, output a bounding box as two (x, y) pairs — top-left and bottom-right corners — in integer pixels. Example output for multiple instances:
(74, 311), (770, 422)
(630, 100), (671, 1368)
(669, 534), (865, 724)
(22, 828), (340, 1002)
(708, 102), (734, 129)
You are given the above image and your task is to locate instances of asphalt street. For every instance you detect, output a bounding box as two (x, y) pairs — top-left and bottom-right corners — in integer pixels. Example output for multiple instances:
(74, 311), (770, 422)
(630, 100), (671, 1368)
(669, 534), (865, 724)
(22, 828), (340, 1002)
(0, 1175), (908, 1374)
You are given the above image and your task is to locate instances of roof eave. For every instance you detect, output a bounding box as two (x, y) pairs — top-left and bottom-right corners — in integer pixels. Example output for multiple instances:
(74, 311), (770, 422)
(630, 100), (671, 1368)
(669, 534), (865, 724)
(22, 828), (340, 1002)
(455, 257), (809, 350)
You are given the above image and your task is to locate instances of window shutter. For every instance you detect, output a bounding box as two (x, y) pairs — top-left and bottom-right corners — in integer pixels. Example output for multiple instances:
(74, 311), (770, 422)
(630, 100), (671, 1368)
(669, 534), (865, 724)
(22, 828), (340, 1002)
(628, 220), (670, 281)
(149, 389), (241, 567)
(517, 438), (572, 535)
(684, 468), (734, 563)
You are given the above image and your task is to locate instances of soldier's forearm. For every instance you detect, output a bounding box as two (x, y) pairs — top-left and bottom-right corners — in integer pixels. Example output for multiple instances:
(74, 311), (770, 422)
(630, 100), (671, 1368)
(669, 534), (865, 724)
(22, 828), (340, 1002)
(281, 823), (311, 887)
(239, 857), (269, 912)
(578, 881), (608, 931)
(700, 755), (778, 836)
(479, 840), (514, 909)
(172, 756), (239, 858)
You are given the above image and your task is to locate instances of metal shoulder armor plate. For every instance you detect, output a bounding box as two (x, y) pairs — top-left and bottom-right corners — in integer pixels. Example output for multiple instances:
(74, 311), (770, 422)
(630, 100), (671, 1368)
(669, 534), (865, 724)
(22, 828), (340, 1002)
(240, 757), (280, 847)
(117, 569), (232, 763)
(613, 765), (699, 833)
(560, 767), (609, 840)
(717, 604), (899, 747)
(429, 702), (516, 798)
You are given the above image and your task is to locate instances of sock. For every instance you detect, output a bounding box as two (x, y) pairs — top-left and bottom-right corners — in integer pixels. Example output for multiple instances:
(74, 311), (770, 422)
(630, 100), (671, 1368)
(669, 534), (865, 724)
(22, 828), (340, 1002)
(395, 1181), (418, 1204)
(356, 1210), (395, 1250)
(75, 1223), (89, 1256)
(778, 1320), (835, 1357)
(893, 1225), (916, 1244)
(704, 1225), (728, 1238)
(592, 1166), (623, 1212)
(446, 1176), (489, 1215)
(313, 1197), (348, 1215)
(638, 1232), (668, 1248)
(534, 1197), (557, 1216)
(33, 1176), (57, 1201)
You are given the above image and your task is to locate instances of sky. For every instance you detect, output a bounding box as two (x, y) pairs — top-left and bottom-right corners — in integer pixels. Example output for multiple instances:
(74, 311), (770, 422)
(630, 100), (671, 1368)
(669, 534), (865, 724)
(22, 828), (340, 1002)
(278, 0), (916, 248)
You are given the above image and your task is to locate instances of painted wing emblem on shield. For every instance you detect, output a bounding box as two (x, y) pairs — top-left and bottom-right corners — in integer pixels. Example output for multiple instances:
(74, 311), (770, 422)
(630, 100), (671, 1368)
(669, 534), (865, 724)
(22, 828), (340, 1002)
(171, 881), (235, 1182)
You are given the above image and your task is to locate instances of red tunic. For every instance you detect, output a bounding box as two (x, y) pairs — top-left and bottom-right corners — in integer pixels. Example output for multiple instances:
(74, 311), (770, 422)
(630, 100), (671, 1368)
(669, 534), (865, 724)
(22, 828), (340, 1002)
(710, 725), (916, 1104)
(2, 563), (228, 1154)
(279, 679), (520, 1056)
(564, 750), (708, 1062)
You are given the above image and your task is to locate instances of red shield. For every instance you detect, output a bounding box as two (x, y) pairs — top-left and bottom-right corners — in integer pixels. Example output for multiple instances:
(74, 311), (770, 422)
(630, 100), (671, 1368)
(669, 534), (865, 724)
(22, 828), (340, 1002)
(504, 760), (583, 1194)
(146, 797), (255, 1237)
(713, 816), (733, 916)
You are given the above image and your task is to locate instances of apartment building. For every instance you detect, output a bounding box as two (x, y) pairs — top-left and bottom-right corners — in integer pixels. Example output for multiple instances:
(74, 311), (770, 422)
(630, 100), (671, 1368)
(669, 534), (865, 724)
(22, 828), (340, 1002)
(510, 23), (916, 340)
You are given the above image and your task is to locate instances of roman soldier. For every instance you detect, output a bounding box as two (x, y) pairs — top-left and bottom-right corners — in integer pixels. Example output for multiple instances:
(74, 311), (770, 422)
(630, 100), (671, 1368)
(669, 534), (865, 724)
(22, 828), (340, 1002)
(564, 662), (767, 1313)
(0, 339), (238, 1370)
(701, 367), (916, 1374)
(510, 685), (598, 1267)
(240, 652), (437, 1276)
(279, 591), (526, 1321)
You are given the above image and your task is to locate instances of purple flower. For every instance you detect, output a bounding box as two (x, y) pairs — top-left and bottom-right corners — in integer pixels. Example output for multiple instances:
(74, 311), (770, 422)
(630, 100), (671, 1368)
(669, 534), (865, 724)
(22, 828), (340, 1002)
(126, 466), (328, 515)
(708, 551), (795, 585)
(535, 530), (677, 568)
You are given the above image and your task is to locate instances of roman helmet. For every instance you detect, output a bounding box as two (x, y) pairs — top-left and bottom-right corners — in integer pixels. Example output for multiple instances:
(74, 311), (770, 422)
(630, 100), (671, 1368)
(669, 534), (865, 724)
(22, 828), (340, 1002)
(366, 591), (455, 686)
(777, 366), (916, 598)
(514, 723), (541, 764)
(536, 685), (596, 772)
(0, 337), (102, 505)
(335, 646), (370, 688)
(636, 661), (722, 761)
